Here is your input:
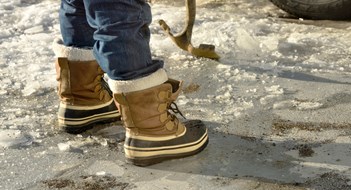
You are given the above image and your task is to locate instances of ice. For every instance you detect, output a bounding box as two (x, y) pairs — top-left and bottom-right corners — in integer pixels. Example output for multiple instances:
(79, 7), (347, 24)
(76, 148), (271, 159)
(96, 171), (106, 176)
(235, 28), (262, 53)
(57, 142), (71, 152)
(273, 100), (295, 110)
(2, 0), (351, 189)
(22, 81), (41, 96)
(0, 90), (7, 95)
(335, 136), (351, 143)
(0, 30), (12, 39)
(264, 85), (284, 95)
(295, 101), (323, 111)
(0, 130), (32, 148)
(24, 25), (44, 34)
(56, 136), (109, 153)
(85, 160), (125, 177)
(216, 64), (231, 70)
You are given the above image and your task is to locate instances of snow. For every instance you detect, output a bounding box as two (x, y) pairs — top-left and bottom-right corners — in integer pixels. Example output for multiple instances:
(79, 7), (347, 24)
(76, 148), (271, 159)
(0, 130), (32, 148)
(1, 0), (351, 189)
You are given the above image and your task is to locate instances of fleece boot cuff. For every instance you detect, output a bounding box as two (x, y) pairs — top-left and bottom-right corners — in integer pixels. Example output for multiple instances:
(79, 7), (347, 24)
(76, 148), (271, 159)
(108, 69), (168, 93)
(52, 38), (95, 61)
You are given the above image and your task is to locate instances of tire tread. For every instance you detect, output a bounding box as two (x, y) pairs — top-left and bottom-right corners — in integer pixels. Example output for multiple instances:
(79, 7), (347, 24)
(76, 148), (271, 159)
(269, 0), (351, 20)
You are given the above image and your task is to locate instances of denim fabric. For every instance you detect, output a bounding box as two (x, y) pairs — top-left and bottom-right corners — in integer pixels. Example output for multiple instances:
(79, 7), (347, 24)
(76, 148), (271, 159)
(59, 0), (163, 80)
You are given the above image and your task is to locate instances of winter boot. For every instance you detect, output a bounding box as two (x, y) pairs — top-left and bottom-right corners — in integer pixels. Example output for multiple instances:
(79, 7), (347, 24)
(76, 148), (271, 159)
(53, 38), (120, 133)
(109, 69), (209, 166)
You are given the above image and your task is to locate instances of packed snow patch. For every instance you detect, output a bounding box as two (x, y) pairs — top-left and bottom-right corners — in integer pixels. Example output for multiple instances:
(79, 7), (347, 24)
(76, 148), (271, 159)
(0, 130), (33, 148)
(57, 135), (108, 152)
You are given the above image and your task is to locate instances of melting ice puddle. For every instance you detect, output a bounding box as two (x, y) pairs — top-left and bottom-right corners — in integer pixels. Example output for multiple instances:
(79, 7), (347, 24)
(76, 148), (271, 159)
(0, 129), (32, 148)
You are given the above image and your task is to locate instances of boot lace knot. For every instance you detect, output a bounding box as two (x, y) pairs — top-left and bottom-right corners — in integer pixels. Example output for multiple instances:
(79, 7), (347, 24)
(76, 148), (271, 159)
(168, 102), (186, 120)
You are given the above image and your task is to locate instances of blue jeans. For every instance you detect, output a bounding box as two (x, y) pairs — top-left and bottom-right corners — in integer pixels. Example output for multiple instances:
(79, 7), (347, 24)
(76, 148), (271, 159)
(59, 0), (163, 80)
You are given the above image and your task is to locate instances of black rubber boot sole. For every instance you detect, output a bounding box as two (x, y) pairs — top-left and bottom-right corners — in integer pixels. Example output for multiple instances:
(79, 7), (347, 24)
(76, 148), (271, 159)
(124, 120), (209, 167)
(62, 116), (120, 134)
(58, 100), (120, 134)
(126, 138), (208, 167)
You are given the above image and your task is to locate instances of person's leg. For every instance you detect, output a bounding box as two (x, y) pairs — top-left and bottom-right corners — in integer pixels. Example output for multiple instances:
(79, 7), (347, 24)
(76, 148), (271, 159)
(59, 0), (95, 47)
(82, 0), (208, 166)
(52, 0), (120, 133)
(83, 0), (163, 80)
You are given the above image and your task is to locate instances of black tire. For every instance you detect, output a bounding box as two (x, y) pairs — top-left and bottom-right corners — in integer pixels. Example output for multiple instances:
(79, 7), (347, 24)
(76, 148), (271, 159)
(269, 0), (351, 20)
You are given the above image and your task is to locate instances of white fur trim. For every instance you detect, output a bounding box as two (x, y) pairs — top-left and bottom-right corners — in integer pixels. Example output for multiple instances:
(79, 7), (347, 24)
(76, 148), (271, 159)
(108, 69), (168, 93)
(52, 38), (95, 61)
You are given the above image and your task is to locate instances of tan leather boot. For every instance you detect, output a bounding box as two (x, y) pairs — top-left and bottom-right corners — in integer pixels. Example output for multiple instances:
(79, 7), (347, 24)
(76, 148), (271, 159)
(53, 39), (120, 133)
(109, 69), (208, 166)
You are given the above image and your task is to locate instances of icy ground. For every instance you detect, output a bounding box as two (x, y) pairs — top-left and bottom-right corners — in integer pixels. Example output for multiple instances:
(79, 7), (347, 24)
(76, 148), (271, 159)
(1, 0), (351, 189)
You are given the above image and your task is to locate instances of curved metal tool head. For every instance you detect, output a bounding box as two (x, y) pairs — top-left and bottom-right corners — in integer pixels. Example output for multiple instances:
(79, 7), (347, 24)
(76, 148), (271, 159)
(158, 0), (220, 60)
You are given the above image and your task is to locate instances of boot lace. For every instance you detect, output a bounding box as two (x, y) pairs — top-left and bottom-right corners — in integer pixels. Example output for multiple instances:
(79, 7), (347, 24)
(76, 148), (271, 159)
(95, 68), (112, 100)
(101, 77), (113, 96)
(168, 102), (186, 120)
